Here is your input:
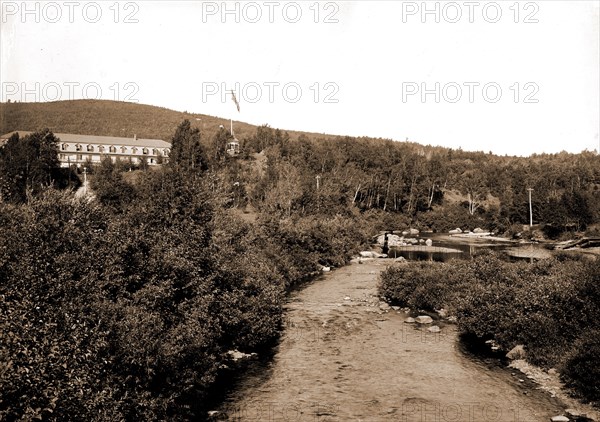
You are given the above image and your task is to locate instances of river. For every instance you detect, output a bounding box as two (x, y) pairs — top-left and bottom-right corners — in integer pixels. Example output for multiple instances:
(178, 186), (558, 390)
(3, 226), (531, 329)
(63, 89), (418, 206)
(213, 260), (567, 421)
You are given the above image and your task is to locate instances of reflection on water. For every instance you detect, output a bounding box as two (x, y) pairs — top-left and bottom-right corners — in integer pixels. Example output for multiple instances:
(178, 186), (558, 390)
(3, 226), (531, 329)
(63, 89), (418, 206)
(387, 248), (463, 262)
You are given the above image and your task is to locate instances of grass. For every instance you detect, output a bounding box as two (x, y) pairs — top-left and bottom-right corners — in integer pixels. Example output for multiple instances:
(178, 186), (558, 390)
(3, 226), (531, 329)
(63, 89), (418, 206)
(0, 99), (350, 144)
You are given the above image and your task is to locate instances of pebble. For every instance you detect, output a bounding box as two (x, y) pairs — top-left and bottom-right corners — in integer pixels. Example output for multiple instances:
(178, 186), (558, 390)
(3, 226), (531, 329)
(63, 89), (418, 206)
(565, 409), (580, 418)
(379, 303), (391, 311)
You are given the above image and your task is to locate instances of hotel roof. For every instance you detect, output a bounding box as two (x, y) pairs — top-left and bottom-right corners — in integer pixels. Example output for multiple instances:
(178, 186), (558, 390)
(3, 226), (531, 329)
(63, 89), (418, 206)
(0, 131), (170, 149)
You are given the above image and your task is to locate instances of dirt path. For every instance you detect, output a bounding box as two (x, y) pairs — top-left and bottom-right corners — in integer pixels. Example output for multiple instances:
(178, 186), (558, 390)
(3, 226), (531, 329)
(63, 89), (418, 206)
(216, 260), (567, 421)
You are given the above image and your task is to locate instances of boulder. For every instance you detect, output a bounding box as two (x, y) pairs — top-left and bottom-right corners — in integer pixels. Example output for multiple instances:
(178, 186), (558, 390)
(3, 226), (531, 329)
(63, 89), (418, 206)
(404, 317), (416, 323)
(415, 315), (433, 324)
(506, 345), (526, 360)
(394, 256), (406, 262)
(322, 266), (331, 272)
(377, 234), (402, 246)
(408, 228), (420, 235)
(550, 416), (569, 422)
(427, 325), (441, 333)
(473, 227), (486, 233)
(449, 228), (463, 234)
(359, 251), (386, 258)
(425, 239), (433, 247)
(227, 349), (255, 361)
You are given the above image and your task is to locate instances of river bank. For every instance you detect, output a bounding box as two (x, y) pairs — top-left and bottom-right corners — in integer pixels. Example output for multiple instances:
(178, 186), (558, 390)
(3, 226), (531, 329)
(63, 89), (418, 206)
(213, 260), (571, 421)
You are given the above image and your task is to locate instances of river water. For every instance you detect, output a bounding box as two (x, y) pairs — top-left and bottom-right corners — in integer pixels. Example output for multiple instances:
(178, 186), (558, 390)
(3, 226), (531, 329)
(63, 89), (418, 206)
(214, 260), (566, 421)
(386, 234), (548, 262)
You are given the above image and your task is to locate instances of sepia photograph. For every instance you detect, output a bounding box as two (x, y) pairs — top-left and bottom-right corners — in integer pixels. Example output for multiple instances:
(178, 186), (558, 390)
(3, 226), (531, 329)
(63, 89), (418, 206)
(1, 1), (599, 420)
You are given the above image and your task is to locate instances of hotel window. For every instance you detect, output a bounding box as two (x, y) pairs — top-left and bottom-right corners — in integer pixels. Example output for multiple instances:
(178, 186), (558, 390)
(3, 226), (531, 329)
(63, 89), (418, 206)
(87, 145), (94, 152)
(75, 144), (82, 151)
(132, 147), (138, 154)
(142, 147), (149, 155)
(120, 146), (127, 153)
(109, 145), (116, 153)
(61, 143), (68, 151)
(98, 145), (105, 153)
(77, 154), (83, 161)
(152, 148), (157, 155)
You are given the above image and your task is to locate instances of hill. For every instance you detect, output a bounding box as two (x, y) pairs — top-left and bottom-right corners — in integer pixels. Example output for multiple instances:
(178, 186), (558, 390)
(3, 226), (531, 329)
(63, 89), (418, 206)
(0, 100), (255, 142)
(0, 99), (373, 146)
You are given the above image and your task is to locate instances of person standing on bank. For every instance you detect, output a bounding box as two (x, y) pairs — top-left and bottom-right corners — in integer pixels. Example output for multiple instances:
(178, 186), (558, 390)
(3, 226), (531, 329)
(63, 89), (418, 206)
(382, 232), (389, 256)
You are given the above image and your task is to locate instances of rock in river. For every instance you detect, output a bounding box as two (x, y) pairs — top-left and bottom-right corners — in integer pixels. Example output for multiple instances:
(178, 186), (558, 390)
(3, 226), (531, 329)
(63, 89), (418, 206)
(415, 315), (433, 324)
(506, 345), (526, 360)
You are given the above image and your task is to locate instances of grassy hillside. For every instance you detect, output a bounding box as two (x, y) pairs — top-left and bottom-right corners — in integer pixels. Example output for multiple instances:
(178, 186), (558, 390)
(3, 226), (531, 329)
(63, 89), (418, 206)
(0, 100), (353, 145)
(0, 100), (257, 142)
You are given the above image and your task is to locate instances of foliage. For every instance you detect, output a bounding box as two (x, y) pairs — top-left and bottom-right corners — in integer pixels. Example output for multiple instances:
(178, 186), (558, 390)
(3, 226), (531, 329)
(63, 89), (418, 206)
(90, 157), (136, 212)
(562, 328), (600, 404)
(0, 129), (69, 202)
(168, 119), (207, 171)
(0, 122), (375, 419)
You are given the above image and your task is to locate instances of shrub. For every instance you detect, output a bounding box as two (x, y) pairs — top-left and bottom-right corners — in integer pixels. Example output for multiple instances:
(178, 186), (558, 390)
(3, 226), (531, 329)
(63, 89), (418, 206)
(562, 329), (600, 404)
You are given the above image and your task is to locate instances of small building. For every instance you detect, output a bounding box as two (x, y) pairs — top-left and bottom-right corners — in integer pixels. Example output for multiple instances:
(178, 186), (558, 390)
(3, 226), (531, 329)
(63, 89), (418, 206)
(0, 131), (171, 167)
(226, 138), (240, 156)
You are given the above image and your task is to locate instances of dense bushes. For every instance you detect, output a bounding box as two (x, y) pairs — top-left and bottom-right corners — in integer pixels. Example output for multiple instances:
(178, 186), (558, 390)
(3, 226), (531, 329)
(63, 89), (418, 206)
(379, 254), (600, 404)
(0, 159), (371, 419)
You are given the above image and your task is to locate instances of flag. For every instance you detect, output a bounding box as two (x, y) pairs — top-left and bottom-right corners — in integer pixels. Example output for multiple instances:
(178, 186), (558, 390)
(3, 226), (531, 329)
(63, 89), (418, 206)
(231, 90), (240, 112)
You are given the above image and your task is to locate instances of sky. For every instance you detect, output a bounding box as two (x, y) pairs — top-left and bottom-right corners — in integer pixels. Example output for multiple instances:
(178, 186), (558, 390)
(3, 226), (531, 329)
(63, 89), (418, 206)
(1, 0), (599, 156)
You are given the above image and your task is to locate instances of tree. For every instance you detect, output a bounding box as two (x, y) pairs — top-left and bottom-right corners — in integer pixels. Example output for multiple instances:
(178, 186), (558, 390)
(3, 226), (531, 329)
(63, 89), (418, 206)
(169, 120), (207, 171)
(209, 126), (231, 163)
(458, 169), (488, 216)
(90, 157), (135, 212)
(0, 129), (63, 203)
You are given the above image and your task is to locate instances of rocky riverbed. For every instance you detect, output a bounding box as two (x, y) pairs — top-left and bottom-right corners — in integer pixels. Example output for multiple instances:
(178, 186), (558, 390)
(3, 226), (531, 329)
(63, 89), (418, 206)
(213, 260), (576, 421)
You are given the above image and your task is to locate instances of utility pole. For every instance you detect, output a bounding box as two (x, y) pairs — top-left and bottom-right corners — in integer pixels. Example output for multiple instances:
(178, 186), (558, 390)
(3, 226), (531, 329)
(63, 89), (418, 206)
(83, 167), (88, 196)
(527, 188), (534, 227)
